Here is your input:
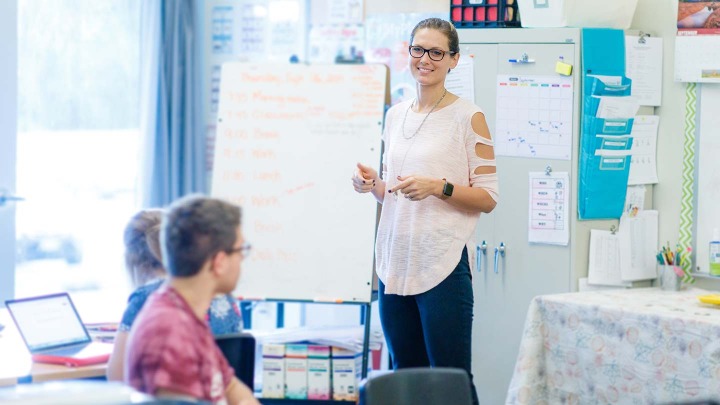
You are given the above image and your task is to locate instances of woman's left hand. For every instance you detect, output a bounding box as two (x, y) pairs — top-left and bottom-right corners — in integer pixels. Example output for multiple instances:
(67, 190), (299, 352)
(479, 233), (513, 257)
(390, 175), (443, 201)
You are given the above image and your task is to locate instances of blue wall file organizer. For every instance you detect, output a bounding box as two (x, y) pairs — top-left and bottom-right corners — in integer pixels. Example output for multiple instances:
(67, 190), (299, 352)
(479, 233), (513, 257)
(578, 29), (635, 220)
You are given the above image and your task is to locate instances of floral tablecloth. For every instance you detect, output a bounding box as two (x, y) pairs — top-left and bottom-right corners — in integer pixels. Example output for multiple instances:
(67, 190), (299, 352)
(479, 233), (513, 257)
(506, 288), (720, 404)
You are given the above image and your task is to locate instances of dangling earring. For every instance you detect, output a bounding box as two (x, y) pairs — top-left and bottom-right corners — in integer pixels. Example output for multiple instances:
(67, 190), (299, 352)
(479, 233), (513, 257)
(448, 68), (452, 73)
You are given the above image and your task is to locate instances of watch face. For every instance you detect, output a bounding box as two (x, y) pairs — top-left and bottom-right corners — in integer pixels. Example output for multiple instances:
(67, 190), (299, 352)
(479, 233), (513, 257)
(443, 181), (454, 197)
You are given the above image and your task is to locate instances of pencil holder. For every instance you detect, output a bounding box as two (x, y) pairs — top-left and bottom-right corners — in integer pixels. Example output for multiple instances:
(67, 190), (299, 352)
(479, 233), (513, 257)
(658, 265), (682, 291)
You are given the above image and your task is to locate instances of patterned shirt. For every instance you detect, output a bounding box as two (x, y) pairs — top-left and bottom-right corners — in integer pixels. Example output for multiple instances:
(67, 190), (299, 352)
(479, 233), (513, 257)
(126, 286), (235, 404)
(119, 279), (242, 335)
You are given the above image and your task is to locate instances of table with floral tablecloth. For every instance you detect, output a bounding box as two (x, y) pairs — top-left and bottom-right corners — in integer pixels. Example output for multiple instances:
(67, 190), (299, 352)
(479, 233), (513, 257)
(506, 288), (720, 404)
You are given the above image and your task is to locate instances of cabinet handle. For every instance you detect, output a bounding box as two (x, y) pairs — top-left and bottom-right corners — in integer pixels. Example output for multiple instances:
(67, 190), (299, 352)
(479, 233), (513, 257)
(494, 242), (506, 274)
(476, 241), (487, 272)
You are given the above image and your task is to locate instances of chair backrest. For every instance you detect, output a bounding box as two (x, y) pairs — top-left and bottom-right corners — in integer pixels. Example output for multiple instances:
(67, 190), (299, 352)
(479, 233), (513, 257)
(214, 332), (256, 391)
(359, 367), (472, 405)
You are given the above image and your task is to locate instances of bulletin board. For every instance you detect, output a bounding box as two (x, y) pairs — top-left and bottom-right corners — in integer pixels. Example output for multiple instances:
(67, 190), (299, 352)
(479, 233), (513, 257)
(694, 84), (720, 273)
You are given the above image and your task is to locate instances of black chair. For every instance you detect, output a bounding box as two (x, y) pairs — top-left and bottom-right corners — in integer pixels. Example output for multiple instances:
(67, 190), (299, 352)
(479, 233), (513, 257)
(359, 367), (472, 405)
(214, 332), (256, 391)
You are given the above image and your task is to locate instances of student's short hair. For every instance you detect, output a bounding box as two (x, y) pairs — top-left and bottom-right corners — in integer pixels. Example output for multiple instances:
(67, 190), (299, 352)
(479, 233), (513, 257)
(410, 18), (460, 55)
(162, 195), (242, 278)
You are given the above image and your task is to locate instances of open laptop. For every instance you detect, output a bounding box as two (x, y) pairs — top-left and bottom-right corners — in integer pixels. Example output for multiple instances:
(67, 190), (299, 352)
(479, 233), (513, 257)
(5, 292), (113, 367)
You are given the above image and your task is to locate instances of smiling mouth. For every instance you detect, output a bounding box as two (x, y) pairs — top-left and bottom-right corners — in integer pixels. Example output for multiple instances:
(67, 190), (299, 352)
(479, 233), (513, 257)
(418, 66), (434, 72)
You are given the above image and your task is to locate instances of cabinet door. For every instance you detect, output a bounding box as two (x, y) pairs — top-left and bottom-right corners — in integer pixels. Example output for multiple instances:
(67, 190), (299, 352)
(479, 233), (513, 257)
(471, 42), (576, 405)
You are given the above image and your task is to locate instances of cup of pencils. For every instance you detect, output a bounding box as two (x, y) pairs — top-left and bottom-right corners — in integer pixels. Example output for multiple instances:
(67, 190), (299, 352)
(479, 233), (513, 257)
(656, 244), (688, 291)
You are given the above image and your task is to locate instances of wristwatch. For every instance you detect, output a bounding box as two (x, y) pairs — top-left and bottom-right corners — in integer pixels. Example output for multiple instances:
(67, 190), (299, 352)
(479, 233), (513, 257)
(442, 178), (454, 197)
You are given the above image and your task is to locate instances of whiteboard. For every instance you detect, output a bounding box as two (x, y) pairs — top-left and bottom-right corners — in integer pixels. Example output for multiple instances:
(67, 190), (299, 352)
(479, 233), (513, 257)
(695, 84), (720, 273)
(211, 63), (387, 303)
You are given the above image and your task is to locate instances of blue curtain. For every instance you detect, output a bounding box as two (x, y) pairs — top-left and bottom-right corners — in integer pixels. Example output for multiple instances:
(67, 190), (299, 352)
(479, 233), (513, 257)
(139, 0), (206, 207)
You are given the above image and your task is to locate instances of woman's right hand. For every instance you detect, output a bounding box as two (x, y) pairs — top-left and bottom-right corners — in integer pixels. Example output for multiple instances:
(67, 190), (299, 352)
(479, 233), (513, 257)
(352, 162), (378, 194)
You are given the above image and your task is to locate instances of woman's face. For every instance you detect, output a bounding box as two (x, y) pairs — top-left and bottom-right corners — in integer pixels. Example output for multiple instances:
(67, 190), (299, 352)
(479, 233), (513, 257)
(408, 28), (459, 87)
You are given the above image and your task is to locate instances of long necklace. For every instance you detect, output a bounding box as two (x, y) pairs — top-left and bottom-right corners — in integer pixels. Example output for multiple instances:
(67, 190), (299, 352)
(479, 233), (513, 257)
(401, 89), (447, 140)
(393, 89), (447, 201)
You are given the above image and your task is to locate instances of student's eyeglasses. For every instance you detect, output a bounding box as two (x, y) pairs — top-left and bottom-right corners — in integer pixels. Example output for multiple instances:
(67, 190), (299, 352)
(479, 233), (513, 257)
(227, 243), (252, 257)
(408, 46), (456, 62)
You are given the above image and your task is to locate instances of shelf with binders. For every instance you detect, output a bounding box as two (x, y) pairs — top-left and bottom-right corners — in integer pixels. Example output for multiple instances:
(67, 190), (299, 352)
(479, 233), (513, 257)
(241, 299), (381, 405)
(259, 400), (354, 404)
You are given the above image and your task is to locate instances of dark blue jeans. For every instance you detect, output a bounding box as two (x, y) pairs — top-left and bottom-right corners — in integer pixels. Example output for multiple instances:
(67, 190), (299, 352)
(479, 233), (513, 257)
(378, 247), (478, 405)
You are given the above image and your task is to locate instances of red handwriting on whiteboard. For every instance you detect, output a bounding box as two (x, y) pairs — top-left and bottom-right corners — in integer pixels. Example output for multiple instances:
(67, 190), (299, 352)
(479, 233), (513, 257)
(286, 182), (316, 195)
(254, 220), (283, 233)
(254, 129), (279, 139)
(251, 195), (280, 207)
(254, 171), (281, 182)
(223, 148), (245, 159)
(252, 149), (276, 159)
(221, 170), (246, 182)
(224, 128), (248, 139)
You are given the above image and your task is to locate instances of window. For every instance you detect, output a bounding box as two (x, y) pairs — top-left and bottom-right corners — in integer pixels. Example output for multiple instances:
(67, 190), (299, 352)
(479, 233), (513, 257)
(16, 0), (141, 321)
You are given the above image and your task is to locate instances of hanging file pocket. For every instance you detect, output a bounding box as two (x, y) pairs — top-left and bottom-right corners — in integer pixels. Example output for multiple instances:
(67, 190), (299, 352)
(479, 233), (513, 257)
(582, 117), (634, 152)
(595, 136), (633, 155)
(583, 117), (634, 135)
(584, 75), (632, 96)
(597, 155), (630, 170)
(582, 76), (633, 117)
(578, 116), (635, 219)
(579, 151), (632, 219)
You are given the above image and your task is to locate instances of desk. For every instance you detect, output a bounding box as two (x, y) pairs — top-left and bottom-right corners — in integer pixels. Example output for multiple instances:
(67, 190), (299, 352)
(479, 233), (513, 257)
(0, 310), (107, 386)
(507, 288), (720, 404)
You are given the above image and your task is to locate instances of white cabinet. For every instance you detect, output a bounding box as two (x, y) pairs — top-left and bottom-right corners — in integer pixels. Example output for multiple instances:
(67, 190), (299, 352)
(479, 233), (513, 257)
(458, 28), (589, 404)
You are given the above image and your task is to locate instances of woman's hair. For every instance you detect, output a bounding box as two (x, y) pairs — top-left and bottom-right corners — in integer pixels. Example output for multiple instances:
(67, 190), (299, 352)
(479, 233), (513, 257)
(410, 18), (460, 54)
(123, 209), (166, 287)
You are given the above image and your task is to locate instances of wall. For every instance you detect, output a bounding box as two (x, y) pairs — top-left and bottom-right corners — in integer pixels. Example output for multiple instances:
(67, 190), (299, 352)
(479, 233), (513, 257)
(631, 0), (719, 290)
(366, 0), (447, 15)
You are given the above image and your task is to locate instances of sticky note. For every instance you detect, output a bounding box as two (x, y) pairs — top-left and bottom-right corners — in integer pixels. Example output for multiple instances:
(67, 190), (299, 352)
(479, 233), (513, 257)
(556, 61), (573, 76)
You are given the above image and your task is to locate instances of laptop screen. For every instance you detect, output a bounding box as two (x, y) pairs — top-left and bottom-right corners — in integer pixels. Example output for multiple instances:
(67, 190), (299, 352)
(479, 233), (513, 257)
(6, 293), (91, 352)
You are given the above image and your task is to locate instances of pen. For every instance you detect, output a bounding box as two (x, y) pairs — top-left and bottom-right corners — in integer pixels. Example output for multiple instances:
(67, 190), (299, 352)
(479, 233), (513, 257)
(508, 58), (535, 63)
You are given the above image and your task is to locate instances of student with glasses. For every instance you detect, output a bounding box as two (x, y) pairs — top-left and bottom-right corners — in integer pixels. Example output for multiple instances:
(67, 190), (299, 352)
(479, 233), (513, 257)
(351, 18), (498, 405)
(107, 208), (248, 382)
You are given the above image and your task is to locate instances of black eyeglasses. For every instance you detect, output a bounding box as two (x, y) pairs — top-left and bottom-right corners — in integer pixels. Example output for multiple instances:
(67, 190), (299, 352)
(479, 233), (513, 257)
(227, 243), (252, 257)
(408, 46), (456, 62)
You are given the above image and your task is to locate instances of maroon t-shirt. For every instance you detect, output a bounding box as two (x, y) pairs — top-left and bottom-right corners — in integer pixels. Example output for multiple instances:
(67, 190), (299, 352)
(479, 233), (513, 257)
(126, 286), (235, 404)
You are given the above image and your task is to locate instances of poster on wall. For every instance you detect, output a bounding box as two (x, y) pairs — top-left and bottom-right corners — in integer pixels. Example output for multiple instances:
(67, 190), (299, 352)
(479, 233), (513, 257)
(677, 0), (720, 35)
(364, 13), (445, 106)
(675, 0), (720, 82)
(307, 24), (365, 64)
(310, 0), (363, 25)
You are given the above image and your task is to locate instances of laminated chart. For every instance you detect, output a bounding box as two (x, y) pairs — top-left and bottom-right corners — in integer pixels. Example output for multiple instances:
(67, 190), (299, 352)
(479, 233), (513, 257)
(495, 75), (574, 160)
(528, 171), (570, 246)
